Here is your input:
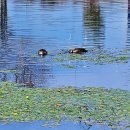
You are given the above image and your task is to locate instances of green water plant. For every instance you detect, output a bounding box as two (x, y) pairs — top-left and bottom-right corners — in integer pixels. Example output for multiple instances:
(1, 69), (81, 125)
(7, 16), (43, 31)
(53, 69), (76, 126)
(52, 53), (130, 64)
(0, 69), (17, 73)
(0, 82), (129, 130)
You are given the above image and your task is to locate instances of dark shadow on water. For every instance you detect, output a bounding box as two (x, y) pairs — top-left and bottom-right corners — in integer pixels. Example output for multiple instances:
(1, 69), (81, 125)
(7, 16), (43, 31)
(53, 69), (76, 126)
(0, 37), (54, 88)
(14, 0), (67, 8)
(83, 0), (105, 50)
(126, 0), (130, 50)
(0, 0), (8, 42)
(15, 63), (53, 88)
(40, 0), (66, 7)
(0, 58), (53, 88)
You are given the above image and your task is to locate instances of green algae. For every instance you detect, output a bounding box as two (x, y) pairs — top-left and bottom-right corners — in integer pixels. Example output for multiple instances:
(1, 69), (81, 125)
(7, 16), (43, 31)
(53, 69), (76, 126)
(61, 64), (76, 69)
(52, 53), (130, 64)
(0, 82), (130, 129)
(0, 69), (17, 73)
(51, 48), (130, 67)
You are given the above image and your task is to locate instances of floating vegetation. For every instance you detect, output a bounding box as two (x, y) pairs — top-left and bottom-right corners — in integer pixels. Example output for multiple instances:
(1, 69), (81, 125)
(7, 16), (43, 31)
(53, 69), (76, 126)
(51, 49), (130, 69)
(0, 69), (17, 73)
(61, 64), (76, 69)
(30, 49), (130, 69)
(52, 53), (130, 64)
(31, 55), (38, 58)
(0, 82), (130, 130)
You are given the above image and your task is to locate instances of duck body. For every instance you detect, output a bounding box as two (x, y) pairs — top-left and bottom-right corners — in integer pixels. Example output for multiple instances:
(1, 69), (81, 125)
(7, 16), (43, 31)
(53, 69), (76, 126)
(69, 48), (88, 54)
(38, 49), (47, 56)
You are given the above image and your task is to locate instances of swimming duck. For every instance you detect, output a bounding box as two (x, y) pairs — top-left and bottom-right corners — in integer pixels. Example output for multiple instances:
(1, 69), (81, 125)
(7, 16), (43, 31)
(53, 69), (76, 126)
(38, 49), (48, 56)
(69, 48), (88, 54)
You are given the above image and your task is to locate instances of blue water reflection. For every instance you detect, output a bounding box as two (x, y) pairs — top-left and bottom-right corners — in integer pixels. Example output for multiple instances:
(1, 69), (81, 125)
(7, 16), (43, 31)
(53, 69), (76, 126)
(0, 121), (112, 130)
(0, 0), (130, 90)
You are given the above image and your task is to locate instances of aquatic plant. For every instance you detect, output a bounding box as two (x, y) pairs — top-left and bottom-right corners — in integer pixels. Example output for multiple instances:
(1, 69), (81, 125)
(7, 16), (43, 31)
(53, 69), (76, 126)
(52, 51), (130, 66)
(0, 69), (17, 73)
(0, 82), (129, 129)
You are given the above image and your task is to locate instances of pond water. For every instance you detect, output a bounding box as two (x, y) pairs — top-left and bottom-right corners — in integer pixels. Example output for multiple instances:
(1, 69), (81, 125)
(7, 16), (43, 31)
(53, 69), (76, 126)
(0, 121), (113, 130)
(0, 0), (130, 90)
(0, 0), (130, 130)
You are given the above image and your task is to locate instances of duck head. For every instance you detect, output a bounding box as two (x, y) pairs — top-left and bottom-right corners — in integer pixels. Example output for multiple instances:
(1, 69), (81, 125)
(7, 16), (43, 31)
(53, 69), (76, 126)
(38, 49), (48, 56)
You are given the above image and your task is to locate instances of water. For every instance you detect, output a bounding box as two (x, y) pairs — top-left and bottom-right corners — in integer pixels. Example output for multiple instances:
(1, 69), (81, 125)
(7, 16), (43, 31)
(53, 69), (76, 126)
(0, 0), (130, 90)
(0, 0), (130, 129)
(0, 121), (112, 130)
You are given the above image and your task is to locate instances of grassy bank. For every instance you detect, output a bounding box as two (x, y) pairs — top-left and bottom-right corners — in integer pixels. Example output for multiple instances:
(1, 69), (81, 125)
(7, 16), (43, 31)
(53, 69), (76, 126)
(0, 82), (130, 129)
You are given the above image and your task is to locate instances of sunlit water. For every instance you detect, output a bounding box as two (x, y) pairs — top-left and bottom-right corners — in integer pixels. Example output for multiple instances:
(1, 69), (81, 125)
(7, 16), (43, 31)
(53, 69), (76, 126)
(0, 0), (130, 129)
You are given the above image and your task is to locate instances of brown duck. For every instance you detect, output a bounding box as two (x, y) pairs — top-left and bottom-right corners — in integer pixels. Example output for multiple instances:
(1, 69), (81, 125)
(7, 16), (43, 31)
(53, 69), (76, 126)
(38, 49), (48, 56)
(69, 48), (88, 54)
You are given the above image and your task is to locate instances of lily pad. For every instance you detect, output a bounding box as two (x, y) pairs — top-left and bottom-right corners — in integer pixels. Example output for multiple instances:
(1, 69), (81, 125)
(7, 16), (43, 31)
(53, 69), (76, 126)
(0, 82), (129, 129)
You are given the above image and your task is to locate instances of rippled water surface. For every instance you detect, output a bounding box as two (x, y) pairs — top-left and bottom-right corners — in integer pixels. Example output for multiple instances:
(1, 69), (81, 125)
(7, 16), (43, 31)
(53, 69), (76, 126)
(0, 0), (130, 90)
(0, 0), (130, 130)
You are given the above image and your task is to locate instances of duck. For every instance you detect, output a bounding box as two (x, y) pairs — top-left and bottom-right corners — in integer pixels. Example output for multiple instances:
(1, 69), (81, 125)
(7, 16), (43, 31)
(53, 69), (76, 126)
(69, 48), (88, 54)
(38, 49), (48, 56)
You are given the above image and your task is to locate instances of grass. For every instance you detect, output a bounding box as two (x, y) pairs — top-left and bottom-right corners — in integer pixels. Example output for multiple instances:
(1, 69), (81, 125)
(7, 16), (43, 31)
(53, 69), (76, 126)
(0, 82), (130, 129)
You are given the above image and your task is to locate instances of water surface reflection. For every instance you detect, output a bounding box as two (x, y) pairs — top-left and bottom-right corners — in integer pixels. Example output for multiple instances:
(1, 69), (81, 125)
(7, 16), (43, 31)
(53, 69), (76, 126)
(83, 0), (104, 49)
(0, 0), (130, 90)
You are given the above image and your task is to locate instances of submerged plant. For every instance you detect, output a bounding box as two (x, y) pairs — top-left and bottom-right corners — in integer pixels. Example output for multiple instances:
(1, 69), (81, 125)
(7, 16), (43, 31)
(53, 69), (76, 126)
(52, 53), (130, 64)
(51, 49), (130, 69)
(0, 69), (17, 73)
(0, 82), (130, 129)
